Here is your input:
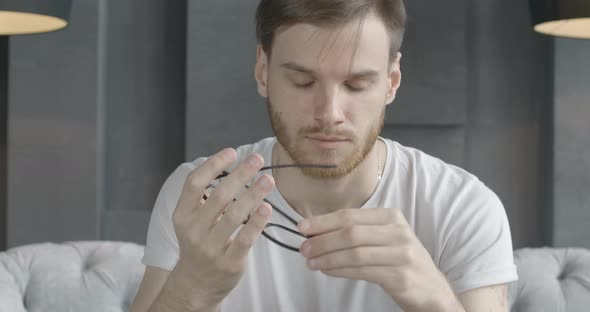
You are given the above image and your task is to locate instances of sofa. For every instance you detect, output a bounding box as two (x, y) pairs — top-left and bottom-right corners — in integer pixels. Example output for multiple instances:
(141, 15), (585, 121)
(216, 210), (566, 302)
(0, 241), (588, 312)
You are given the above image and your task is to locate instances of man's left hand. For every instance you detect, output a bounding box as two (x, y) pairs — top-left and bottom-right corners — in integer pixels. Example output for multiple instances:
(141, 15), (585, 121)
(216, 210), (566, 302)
(298, 208), (464, 312)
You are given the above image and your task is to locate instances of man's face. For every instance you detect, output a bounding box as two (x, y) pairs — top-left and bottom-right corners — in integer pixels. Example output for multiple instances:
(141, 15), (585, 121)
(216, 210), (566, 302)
(255, 12), (401, 179)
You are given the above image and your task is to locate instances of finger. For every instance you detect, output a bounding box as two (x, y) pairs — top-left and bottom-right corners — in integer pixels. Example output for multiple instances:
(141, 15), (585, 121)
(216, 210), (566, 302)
(320, 266), (394, 284)
(300, 224), (393, 258)
(173, 148), (236, 222)
(209, 174), (274, 248)
(198, 153), (265, 230)
(306, 246), (401, 271)
(225, 202), (272, 259)
(298, 208), (405, 236)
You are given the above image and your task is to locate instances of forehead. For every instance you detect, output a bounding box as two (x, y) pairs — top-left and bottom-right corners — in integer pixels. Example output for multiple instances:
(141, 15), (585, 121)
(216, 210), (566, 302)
(270, 13), (391, 75)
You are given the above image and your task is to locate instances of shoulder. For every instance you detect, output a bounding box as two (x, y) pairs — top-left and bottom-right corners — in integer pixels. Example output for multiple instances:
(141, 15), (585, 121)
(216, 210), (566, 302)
(385, 139), (481, 187)
(382, 138), (498, 208)
(386, 140), (505, 236)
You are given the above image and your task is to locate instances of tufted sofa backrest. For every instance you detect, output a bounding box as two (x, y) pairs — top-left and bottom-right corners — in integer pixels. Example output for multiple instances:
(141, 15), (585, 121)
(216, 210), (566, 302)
(0, 241), (144, 312)
(508, 247), (590, 312)
(1, 241), (589, 311)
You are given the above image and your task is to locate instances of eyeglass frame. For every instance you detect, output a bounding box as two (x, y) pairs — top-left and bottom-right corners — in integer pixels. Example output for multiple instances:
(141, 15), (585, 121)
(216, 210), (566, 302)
(203, 164), (336, 252)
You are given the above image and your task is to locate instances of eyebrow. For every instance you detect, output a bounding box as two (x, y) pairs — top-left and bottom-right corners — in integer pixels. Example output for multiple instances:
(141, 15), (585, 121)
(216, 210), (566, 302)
(279, 62), (380, 79)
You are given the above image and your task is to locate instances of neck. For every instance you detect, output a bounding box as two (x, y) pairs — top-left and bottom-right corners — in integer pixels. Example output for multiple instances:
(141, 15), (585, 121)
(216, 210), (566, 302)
(272, 138), (385, 217)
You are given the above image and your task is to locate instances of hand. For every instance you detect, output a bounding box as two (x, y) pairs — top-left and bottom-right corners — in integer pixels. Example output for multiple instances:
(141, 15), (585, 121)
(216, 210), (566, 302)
(167, 148), (275, 310)
(297, 208), (461, 312)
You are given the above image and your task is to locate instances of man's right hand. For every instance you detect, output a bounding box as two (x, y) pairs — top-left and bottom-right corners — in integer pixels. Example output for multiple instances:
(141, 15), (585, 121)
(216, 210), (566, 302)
(161, 148), (274, 311)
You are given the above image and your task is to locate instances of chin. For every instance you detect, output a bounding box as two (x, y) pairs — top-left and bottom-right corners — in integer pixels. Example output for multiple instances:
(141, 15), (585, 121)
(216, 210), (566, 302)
(299, 141), (346, 159)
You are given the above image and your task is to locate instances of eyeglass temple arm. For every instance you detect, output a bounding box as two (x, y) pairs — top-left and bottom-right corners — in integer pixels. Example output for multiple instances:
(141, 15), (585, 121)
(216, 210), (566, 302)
(261, 231), (300, 252)
(265, 222), (308, 238)
(215, 164), (336, 179)
(235, 183), (299, 227)
(208, 163), (336, 229)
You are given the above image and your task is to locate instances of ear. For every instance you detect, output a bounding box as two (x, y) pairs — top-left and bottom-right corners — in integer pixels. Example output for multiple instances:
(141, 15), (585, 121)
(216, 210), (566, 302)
(385, 52), (402, 105)
(255, 45), (269, 98)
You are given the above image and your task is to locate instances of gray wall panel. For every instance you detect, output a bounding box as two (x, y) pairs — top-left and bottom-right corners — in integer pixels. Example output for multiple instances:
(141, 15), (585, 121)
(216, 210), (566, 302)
(389, 0), (467, 126)
(0, 37), (7, 250)
(5, 0), (186, 247)
(105, 0), (186, 213)
(467, 125), (541, 247)
(463, 0), (553, 248)
(553, 38), (590, 249)
(186, 0), (272, 160)
(7, 1), (100, 247)
(470, 0), (540, 125)
(103, 210), (151, 244)
(381, 127), (465, 167)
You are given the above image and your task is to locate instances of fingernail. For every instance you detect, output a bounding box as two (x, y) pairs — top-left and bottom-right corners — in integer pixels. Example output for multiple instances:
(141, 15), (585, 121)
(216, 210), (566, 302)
(221, 148), (235, 161)
(248, 154), (263, 166)
(259, 174), (274, 188)
(300, 243), (311, 256)
(298, 220), (310, 232)
(257, 203), (271, 217)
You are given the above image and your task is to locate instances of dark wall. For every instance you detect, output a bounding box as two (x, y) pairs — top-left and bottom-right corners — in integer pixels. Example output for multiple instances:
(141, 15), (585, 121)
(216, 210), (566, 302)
(8, 0), (101, 247)
(4, 0), (582, 250)
(553, 38), (590, 248)
(0, 37), (7, 250)
(6, 0), (185, 248)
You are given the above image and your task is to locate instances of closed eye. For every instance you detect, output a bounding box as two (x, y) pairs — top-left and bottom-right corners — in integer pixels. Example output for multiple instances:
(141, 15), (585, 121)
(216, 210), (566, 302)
(294, 81), (315, 89)
(345, 84), (365, 92)
(345, 79), (372, 92)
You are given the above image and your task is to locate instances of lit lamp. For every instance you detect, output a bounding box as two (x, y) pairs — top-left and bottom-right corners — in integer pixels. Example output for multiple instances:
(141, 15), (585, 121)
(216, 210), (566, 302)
(530, 0), (590, 39)
(0, 0), (71, 35)
(0, 0), (72, 250)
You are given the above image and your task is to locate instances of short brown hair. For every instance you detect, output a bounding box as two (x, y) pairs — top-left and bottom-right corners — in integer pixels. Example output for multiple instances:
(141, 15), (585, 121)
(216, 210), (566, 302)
(255, 0), (406, 61)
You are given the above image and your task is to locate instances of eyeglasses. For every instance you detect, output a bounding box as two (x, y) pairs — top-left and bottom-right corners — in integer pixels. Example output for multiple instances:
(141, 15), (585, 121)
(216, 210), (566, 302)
(203, 164), (336, 252)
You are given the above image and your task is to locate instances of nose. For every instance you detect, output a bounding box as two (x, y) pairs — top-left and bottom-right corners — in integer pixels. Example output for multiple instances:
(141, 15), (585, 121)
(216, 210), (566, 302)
(313, 85), (345, 127)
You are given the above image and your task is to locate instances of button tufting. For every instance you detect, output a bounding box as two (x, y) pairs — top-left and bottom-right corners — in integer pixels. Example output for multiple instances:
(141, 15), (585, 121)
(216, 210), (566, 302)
(82, 259), (93, 272)
(558, 264), (569, 280)
(0, 241), (145, 311)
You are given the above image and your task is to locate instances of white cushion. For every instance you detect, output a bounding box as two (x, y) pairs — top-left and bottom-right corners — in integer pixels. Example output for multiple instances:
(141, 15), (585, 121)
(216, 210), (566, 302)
(0, 241), (144, 312)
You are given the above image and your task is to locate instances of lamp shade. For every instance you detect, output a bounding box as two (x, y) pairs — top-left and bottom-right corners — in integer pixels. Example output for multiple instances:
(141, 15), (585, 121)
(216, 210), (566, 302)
(530, 0), (590, 39)
(0, 0), (72, 35)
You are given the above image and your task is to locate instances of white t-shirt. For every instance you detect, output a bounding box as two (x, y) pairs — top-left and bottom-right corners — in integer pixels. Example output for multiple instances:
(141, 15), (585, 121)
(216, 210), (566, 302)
(142, 137), (518, 311)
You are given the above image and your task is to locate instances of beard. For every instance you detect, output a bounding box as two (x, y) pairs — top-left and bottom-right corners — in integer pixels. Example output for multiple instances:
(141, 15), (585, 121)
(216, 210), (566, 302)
(267, 98), (385, 179)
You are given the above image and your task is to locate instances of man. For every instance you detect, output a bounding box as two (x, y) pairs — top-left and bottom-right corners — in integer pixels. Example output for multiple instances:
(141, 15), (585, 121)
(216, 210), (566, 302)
(131, 0), (518, 311)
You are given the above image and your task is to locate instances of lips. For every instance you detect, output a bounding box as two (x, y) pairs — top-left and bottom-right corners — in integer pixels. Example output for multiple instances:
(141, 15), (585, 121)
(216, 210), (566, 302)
(307, 136), (348, 141)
